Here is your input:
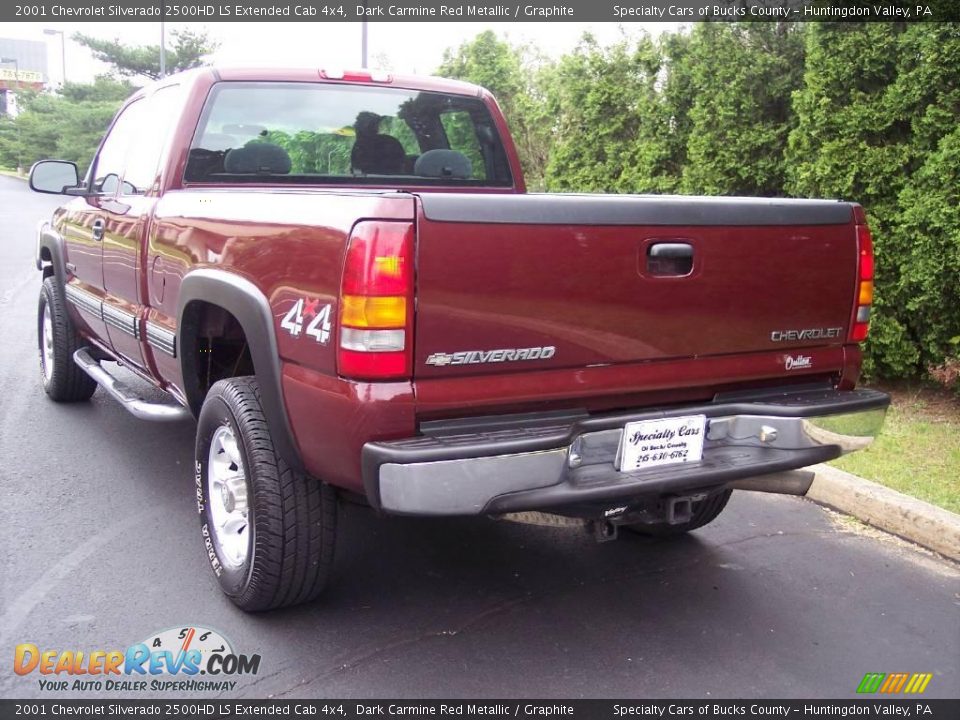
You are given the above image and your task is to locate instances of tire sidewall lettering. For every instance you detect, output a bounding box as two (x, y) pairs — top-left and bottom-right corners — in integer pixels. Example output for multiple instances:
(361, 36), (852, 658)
(196, 396), (255, 597)
(38, 284), (54, 392)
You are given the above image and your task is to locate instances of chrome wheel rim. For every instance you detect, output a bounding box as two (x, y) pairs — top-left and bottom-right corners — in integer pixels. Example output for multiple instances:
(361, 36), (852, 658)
(207, 424), (250, 569)
(41, 302), (54, 382)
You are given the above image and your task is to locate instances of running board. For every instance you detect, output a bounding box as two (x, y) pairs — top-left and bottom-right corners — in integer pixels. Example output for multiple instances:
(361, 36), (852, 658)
(73, 348), (191, 422)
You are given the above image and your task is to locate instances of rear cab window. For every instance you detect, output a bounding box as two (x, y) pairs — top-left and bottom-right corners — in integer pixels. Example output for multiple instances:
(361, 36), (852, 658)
(184, 81), (514, 188)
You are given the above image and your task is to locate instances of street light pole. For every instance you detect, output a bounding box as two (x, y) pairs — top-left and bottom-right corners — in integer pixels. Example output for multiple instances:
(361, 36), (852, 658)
(42, 29), (66, 85)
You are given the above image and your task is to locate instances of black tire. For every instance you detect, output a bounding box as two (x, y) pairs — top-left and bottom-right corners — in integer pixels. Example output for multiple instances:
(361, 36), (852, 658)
(625, 489), (732, 537)
(38, 277), (97, 402)
(195, 376), (336, 611)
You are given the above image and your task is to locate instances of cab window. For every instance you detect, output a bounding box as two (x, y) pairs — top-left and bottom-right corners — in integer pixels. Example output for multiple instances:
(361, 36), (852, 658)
(121, 84), (184, 195)
(184, 82), (514, 187)
(93, 99), (146, 196)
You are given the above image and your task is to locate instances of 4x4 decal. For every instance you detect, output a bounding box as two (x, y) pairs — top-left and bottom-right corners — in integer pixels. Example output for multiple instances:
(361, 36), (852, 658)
(280, 298), (332, 345)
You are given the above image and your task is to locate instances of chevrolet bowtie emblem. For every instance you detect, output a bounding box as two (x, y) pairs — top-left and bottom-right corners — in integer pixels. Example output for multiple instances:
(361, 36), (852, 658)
(425, 352), (454, 367)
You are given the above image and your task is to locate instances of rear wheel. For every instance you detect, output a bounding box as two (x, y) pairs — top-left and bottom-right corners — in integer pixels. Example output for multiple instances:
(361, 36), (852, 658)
(625, 489), (732, 537)
(38, 277), (96, 402)
(196, 376), (337, 611)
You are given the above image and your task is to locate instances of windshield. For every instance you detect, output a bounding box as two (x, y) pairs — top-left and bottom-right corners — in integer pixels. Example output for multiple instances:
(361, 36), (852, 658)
(184, 81), (514, 187)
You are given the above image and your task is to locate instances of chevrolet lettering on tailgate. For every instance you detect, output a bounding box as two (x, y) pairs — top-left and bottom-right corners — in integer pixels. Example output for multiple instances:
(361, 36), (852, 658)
(770, 327), (843, 342)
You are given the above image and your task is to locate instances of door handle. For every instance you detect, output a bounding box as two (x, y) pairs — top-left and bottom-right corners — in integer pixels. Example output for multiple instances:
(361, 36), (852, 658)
(647, 242), (694, 276)
(92, 219), (105, 242)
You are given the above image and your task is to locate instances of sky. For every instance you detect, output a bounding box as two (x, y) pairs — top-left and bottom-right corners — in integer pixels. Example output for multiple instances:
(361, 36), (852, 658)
(2, 21), (684, 85)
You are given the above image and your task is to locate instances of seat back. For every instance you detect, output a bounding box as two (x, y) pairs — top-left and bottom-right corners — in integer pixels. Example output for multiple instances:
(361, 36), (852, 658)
(351, 134), (406, 175)
(223, 143), (292, 174)
(414, 149), (472, 179)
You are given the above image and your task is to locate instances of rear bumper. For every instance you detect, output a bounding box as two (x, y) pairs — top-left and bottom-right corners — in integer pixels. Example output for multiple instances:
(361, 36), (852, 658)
(362, 387), (889, 516)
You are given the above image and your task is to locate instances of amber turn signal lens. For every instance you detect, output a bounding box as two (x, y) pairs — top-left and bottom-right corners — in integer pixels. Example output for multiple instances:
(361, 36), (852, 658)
(341, 295), (406, 328)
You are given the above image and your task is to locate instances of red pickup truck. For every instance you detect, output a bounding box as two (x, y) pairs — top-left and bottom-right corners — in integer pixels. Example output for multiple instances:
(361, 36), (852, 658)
(29, 67), (888, 611)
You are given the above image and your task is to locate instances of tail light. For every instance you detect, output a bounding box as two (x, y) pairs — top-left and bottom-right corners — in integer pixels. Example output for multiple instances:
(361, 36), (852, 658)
(850, 207), (874, 343)
(337, 221), (413, 380)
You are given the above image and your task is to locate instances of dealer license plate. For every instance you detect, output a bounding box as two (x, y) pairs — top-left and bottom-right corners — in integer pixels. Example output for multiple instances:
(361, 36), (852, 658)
(619, 414), (707, 472)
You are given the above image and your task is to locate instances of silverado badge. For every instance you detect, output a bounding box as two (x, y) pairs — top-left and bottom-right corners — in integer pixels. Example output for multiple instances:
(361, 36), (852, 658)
(425, 346), (556, 367)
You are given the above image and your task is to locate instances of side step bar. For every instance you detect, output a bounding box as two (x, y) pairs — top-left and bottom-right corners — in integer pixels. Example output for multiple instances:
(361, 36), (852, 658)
(73, 348), (191, 422)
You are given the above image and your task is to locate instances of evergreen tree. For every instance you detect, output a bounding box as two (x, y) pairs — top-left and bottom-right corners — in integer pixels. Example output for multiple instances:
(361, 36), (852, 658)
(680, 23), (805, 196)
(787, 22), (959, 377)
(73, 29), (217, 81)
(888, 24), (960, 375)
(543, 32), (675, 193)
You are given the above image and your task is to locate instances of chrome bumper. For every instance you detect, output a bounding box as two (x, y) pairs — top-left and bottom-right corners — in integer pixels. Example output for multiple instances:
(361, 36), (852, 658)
(362, 388), (889, 516)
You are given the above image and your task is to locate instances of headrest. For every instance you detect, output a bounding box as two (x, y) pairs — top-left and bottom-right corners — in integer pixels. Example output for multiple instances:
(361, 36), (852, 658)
(224, 143), (292, 175)
(414, 149), (472, 179)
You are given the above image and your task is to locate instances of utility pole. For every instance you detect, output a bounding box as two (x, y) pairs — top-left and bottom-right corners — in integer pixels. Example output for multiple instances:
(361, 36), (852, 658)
(160, 21), (166, 78)
(361, 1), (368, 68)
(361, 23), (368, 68)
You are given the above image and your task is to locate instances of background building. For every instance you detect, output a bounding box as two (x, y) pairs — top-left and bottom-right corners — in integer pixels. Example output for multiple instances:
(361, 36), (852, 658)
(0, 38), (47, 116)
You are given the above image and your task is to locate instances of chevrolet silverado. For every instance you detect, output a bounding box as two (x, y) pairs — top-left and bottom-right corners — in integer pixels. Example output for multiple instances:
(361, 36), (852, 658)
(28, 67), (888, 611)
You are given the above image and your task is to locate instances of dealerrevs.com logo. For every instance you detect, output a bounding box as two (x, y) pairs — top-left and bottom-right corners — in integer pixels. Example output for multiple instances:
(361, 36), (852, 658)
(13, 626), (260, 693)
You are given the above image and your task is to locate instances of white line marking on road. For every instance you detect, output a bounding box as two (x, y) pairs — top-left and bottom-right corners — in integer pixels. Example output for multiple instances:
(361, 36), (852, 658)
(0, 512), (148, 647)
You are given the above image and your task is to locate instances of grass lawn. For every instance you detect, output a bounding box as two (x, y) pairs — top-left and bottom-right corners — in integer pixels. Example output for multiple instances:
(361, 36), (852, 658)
(831, 383), (960, 514)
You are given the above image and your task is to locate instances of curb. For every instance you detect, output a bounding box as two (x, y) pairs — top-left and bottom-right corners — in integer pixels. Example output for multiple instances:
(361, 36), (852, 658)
(807, 463), (960, 562)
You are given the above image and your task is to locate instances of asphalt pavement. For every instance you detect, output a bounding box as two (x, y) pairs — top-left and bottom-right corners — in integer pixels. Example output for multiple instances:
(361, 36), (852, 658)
(0, 175), (957, 700)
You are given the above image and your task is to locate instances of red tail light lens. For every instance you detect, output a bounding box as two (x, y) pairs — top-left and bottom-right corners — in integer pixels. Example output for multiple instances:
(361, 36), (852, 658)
(850, 219), (874, 343)
(338, 221), (413, 380)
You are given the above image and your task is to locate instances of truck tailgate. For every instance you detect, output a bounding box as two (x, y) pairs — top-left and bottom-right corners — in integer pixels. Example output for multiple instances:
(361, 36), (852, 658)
(413, 194), (857, 380)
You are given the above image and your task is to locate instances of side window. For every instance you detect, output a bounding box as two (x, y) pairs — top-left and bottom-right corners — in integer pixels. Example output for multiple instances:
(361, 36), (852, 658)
(93, 99), (146, 196)
(122, 85), (183, 195)
(439, 111), (484, 180)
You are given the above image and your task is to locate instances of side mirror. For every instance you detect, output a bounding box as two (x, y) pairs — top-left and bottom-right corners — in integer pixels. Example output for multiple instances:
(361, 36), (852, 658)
(29, 160), (81, 195)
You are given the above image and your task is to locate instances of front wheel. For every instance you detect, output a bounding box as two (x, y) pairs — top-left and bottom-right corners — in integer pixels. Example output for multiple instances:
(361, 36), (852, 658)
(195, 376), (337, 611)
(38, 277), (96, 402)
